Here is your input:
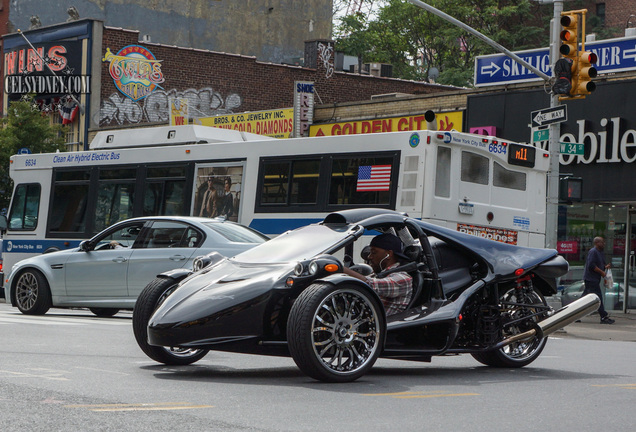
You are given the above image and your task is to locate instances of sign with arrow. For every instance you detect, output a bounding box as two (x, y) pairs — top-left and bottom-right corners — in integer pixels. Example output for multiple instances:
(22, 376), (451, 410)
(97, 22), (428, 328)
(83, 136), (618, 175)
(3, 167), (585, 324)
(474, 35), (636, 87)
(531, 105), (567, 127)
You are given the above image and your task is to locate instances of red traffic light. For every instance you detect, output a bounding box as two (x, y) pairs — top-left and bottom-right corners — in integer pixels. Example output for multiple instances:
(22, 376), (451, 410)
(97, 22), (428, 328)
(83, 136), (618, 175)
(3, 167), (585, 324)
(581, 51), (598, 64)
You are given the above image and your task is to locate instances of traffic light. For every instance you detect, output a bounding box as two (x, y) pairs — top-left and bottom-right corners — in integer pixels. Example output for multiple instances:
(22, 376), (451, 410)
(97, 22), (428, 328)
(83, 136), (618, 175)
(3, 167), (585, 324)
(559, 14), (579, 61)
(557, 10), (597, 99)
(576, 50), (598, 95)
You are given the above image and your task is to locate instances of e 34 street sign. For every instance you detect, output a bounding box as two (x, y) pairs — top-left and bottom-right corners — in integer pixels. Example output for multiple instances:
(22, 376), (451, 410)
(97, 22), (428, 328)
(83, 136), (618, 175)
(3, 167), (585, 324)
(475, 35), (636, 86)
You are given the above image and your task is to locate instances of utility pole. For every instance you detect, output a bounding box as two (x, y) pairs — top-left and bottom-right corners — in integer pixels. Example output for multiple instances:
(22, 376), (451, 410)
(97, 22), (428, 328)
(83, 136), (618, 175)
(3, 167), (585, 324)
(546, 0), (564, 250)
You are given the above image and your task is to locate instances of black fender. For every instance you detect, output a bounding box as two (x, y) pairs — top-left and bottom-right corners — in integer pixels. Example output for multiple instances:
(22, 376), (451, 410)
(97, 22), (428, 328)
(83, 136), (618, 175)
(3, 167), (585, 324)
(157, 268), (192, 283)
(315, 273), (387, 324)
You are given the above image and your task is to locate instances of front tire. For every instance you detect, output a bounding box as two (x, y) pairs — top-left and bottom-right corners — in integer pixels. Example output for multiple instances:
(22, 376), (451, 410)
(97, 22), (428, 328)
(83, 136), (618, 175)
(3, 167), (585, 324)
(14, 269), (52, 315)
(287, 283), (385, 382)
(132, 277), (208, 365)
(472, 285), (549, 368)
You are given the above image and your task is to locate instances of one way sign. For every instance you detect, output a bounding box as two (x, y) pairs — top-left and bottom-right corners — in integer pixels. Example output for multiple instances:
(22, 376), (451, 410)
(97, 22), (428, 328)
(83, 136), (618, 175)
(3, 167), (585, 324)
(531, 105), (567, 127)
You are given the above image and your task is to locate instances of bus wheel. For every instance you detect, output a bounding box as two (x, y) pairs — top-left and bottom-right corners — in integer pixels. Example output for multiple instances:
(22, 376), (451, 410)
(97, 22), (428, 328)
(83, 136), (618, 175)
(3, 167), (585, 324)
(89, 308), (120, 317)
(14, 269), (52, 315)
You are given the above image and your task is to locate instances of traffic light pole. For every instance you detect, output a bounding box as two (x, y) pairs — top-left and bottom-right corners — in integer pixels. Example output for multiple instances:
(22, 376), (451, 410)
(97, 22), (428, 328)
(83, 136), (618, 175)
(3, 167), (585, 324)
(406, 0), (564, 249)
(546, 0), (564, 250)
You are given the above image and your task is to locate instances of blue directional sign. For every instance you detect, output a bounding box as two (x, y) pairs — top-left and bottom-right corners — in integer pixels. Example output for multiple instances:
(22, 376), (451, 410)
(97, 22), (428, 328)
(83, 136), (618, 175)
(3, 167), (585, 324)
(474, 36), (636, 87)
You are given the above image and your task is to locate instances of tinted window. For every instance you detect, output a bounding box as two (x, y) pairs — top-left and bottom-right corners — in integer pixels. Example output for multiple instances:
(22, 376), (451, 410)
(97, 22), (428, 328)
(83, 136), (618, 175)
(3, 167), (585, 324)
(143, 221), (193, 249)
(8, 183), (41, 230)
(461, 151), (489, 185)
(329, 156), (393, 205)
(260, 159), (320, 205)
(435, 146), (451, 197)
(93, 222), (144, 249)
(493, 162), (526, 191)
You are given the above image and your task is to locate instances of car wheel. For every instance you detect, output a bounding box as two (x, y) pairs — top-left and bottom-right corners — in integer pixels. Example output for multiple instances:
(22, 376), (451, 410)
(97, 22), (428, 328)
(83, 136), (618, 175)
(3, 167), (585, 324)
(132, 277), (208, 365)
(14, 269), (52, 315)
(89, 308), (120, 317)
(472, 285), (548, 368)
(287, 282), (385, 382)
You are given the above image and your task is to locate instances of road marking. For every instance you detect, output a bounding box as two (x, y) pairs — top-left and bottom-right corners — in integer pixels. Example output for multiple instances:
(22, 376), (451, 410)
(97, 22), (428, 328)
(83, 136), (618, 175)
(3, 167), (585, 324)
(65, 402), (214, 412)
(591, 384), (636, 390)
(0, 368), (70, 381)
(0, 313), (130, 326)
(363, 390), (480, 399)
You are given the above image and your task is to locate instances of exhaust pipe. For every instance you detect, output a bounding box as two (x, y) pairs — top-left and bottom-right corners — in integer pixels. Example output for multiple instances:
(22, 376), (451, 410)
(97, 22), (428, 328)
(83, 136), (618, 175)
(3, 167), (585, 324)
(424, 110), (437, 131)
(494, 294), (600, 349)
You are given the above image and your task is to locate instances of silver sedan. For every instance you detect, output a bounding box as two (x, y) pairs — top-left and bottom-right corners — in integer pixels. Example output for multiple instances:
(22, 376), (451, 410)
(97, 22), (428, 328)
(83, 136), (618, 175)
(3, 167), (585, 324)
(5, 216), (268, 316)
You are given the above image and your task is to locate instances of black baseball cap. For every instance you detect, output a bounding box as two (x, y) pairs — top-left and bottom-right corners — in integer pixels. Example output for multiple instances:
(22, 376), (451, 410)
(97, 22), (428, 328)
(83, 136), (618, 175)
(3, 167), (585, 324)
(370, 233), (410, 261)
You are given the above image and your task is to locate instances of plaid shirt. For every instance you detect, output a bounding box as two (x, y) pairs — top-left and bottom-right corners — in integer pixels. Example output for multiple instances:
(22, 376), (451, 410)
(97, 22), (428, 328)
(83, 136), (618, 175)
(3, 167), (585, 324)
(365, 263), (413, 316)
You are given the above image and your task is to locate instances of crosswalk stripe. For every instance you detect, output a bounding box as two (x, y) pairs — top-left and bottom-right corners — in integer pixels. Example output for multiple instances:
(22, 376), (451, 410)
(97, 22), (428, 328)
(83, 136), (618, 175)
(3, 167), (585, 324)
(0, 313), (131, 326)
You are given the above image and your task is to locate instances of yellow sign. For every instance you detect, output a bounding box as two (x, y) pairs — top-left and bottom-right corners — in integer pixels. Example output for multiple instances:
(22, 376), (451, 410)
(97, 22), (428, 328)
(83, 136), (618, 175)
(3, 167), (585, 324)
(170, 98), (188, 126)
(309, 111), (463, 137)
(199, 108), (294, 139)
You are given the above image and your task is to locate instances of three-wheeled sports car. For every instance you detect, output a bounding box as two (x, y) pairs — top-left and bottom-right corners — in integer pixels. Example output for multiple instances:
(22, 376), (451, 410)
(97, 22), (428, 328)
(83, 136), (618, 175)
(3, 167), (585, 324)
(133, 209), (599, 382)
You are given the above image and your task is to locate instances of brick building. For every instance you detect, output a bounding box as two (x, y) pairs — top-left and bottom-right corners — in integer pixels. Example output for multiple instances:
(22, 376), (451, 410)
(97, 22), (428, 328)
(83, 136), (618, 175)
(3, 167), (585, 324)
(1, 19), (455, 149)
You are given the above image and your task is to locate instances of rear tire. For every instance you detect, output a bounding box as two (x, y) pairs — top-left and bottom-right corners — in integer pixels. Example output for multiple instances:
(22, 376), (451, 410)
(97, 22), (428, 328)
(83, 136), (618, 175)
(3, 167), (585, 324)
(89, 308), (119, 317)
(14, 269), (52, 315)
(472, 285), (548, 368)
(287, 282), (385, 382)
(133, 277), (208, 365)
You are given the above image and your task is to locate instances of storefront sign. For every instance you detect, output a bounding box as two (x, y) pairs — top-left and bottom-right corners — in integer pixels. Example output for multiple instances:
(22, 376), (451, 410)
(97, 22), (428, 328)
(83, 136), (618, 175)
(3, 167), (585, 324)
(3, 41), (89, 97)
(557, 240), (579, 254)
(170, 98), (188, 126)
(457, 223), (518, 245)
(294, 81), (314, 137)
(103, 45), (164, 102)
(309, 111), (463, 137)
(199, 108), (294, 139)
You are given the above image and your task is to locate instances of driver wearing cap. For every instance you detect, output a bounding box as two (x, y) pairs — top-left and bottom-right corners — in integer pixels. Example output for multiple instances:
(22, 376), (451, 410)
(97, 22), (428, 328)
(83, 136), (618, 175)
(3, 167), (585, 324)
(343, 233), (413, 315)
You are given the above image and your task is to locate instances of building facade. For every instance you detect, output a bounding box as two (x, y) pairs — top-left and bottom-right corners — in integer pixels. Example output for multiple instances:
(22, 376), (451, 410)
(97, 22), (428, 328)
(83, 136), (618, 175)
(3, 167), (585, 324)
(1, 0), (333, 65)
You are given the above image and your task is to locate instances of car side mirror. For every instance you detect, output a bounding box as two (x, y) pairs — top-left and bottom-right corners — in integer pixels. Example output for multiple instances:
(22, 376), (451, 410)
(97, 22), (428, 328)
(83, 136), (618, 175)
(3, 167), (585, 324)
(0, 215), (7, 233)
(78, 240), (92, 252)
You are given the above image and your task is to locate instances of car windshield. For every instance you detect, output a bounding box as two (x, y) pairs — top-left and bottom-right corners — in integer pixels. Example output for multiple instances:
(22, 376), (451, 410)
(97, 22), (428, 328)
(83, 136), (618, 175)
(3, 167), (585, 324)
(203, 221), (269, 244)
(233, 223), (358, 263)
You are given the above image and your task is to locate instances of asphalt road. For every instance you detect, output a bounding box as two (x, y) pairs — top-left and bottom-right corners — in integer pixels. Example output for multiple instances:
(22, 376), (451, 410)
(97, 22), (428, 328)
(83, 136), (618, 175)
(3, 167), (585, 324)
(1, 301), (635, 432)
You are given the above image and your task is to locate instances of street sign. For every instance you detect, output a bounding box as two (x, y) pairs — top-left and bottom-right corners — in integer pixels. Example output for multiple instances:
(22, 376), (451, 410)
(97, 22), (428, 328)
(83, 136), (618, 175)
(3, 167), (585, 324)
(474, 35), (636, 87)
(531, 105), (567, 127)
(532, 129), (549, 143)
(559, 142), (585, 155)
(17, 147), (31, 154)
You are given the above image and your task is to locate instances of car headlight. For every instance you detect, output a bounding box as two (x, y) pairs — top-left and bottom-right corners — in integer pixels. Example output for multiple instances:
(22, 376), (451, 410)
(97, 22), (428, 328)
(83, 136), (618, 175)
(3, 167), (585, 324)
(294, 262), (304, 276)
(193, 257), (205, 272)
(308, 261), (319, 275)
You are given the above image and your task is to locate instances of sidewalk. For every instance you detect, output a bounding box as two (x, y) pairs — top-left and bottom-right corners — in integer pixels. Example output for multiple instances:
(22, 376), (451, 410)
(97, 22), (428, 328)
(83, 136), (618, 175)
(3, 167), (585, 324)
(553, 311), (636, 342)
(545, 295), (636, 342)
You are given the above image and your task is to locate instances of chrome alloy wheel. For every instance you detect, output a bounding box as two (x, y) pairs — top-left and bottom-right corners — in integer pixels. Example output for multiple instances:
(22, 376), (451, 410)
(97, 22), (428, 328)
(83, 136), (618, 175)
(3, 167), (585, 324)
(15, 272), (39, 311)
(162, 347), (207, 358)
(310, 289), (381, 375)
(499, 287), (547, 362)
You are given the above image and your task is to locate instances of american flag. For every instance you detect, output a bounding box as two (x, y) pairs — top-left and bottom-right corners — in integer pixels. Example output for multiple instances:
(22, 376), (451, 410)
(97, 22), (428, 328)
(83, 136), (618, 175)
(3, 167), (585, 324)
(356, 165), (391, 192)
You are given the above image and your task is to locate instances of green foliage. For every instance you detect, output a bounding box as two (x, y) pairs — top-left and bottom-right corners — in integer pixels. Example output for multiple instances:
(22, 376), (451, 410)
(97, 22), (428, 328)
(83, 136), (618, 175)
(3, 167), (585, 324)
(334, 0), (551, 86)
(0, 96), (67, 209)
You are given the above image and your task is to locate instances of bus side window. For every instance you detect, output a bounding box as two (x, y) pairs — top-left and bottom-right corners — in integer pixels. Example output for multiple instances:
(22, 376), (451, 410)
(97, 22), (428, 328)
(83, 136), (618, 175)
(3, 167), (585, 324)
(8, 183), (41, 230)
